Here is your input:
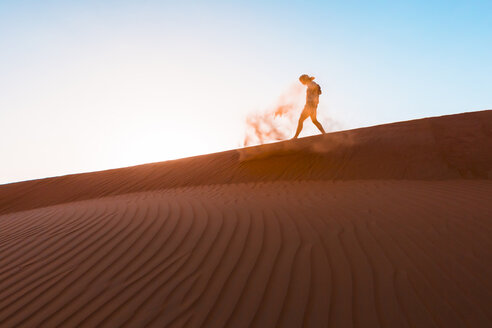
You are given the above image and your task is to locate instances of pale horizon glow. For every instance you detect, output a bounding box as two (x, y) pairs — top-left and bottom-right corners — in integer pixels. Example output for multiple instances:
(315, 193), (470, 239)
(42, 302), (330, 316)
(1, 0), (491, 184)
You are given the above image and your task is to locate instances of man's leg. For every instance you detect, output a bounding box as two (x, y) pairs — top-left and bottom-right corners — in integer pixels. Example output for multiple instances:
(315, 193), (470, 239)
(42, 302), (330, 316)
(311, 114), (326, 134)
(293, 112), (308, 139)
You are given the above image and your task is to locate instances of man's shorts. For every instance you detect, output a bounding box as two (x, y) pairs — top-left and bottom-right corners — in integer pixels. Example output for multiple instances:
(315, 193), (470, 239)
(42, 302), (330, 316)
(301, 101), (318, 119)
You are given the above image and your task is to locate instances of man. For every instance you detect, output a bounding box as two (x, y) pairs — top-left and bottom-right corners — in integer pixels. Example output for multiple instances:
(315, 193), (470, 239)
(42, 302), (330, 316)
(293, 74), (326, 138)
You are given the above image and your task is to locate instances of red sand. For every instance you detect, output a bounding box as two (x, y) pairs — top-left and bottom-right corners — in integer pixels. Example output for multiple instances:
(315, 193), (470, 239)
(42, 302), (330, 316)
(1, 110), (491, 327)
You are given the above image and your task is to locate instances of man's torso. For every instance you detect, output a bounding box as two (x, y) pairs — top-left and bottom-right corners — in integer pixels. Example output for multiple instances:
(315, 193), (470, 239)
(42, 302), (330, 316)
(306, 81), (321, 104)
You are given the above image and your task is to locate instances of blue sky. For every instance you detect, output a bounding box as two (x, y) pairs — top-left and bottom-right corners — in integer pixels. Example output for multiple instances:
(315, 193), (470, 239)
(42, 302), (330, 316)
(1, 0), (491, 184)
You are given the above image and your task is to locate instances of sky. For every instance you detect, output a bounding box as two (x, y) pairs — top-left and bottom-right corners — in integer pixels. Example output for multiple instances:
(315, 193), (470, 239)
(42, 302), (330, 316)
(1, 0), (491, 184)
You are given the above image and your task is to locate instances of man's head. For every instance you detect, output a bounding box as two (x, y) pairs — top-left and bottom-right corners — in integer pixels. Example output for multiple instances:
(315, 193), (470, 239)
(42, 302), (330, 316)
(299, 74), (315, 85)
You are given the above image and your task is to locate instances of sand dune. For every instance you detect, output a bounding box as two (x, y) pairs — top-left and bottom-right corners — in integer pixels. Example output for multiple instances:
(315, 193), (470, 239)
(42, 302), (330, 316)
(1, 111), (492, 327)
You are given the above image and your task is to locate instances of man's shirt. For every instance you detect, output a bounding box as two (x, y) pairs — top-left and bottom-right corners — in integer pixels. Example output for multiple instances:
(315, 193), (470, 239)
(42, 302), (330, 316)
(306, 81), (322, 104)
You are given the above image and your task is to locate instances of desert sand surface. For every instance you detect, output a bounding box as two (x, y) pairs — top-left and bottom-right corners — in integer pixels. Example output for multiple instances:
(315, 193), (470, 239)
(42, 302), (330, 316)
(1, 110), (491, 327)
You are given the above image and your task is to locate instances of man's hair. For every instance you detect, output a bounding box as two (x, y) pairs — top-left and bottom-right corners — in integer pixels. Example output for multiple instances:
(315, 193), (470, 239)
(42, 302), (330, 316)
(299, 74), (314, 83)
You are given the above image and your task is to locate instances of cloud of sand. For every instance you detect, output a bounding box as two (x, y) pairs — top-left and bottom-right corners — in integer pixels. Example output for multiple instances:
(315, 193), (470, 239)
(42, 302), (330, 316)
(243, 84), (304, 147)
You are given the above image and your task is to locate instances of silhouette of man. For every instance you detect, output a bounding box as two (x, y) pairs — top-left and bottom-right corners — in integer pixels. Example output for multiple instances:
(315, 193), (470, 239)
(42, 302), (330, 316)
(293, 74), (326, 138)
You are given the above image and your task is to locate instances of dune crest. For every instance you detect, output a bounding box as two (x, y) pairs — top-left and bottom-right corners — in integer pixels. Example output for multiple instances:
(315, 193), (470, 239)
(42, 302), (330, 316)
(1, 110), (491, 216)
